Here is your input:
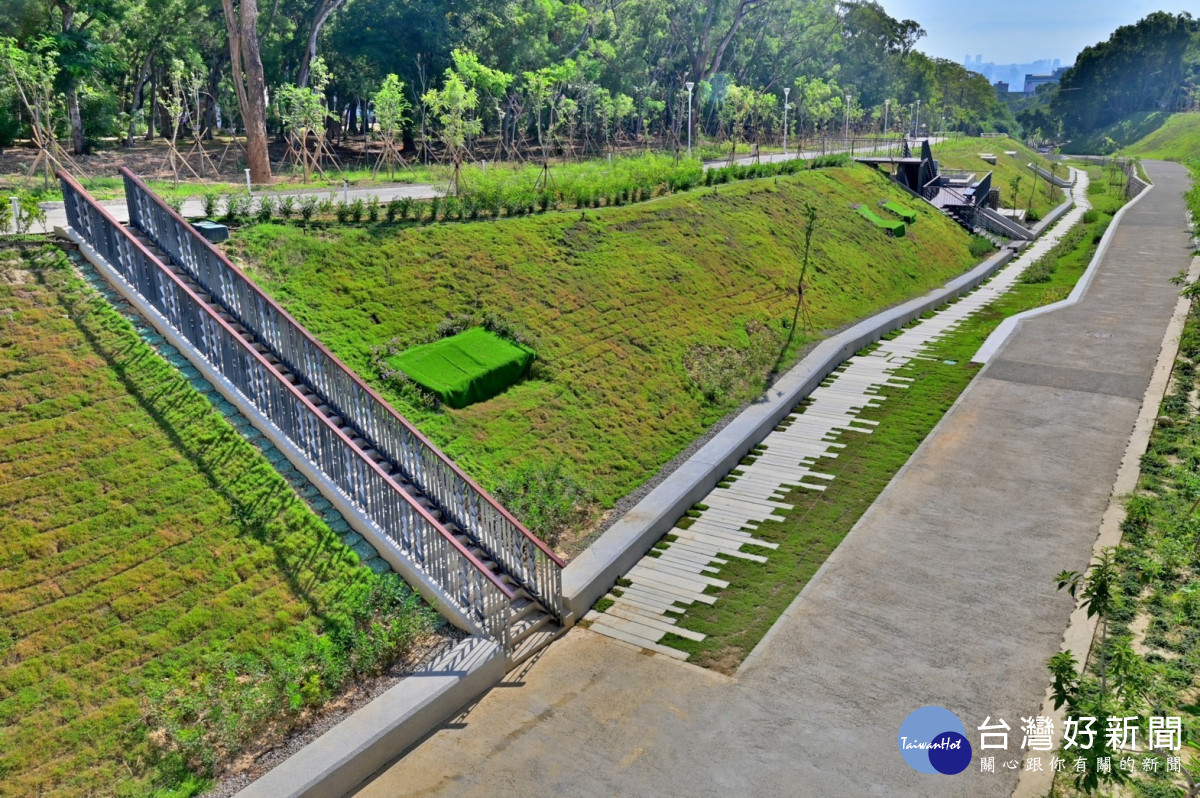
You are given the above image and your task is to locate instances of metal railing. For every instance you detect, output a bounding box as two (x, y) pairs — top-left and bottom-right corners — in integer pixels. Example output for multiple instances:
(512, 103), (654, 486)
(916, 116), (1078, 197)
(61, 171), (516, 646)
(1028, 163), (1075, 188)
(119, 168), (565, 619)
(923, 175), (1033, 241)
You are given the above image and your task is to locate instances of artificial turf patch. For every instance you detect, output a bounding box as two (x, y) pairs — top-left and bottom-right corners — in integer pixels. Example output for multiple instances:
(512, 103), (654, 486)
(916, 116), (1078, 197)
(388, 327), (535, 408)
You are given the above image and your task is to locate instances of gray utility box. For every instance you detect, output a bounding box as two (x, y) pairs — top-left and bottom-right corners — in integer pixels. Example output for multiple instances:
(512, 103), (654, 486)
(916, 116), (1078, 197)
(192, 220), (229, 244)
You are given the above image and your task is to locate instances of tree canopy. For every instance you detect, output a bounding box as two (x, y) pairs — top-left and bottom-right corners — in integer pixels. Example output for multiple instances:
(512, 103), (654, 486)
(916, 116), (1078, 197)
(0, 0), (1029, 164)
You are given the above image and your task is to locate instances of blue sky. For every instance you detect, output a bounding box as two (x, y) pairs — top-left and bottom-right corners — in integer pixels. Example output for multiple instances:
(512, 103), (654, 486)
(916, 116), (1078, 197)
(878, 0), (1195, 66)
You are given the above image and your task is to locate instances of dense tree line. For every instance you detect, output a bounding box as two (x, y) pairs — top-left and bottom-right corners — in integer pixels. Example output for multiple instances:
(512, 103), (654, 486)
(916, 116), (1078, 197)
(0, 0), (1017, 179)
(1024, 11), (1200, 142)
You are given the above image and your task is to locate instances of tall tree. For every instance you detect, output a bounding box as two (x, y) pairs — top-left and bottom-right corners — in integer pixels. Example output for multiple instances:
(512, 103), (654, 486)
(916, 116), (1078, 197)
(221, 0), (272, 181)
(49, 0), (120, 154)
(295, 0), (347, 87)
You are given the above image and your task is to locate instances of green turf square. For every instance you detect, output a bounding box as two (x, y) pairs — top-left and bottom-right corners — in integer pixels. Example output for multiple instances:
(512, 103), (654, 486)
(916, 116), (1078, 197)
(388, 327), (535, 408)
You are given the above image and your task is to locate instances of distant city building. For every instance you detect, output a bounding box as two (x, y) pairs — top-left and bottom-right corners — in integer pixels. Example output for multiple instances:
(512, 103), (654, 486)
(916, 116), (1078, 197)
(994, 81), (1010, 97)
(963, 57), (1066, 89)
(1023, 67), (1068, 94)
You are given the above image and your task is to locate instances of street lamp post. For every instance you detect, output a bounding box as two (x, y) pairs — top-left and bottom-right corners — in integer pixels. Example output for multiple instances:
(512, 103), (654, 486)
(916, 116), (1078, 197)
(883, 98), (890, 139)
(844, 92), (851, 143)
(782, 87), (790, 156)
(686, 81), (695, 157)
(913, 98), (921, 138)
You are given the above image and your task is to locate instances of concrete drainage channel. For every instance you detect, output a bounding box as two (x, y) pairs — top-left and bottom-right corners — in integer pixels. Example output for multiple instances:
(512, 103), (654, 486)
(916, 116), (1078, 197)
(222, 186), (1078, 797)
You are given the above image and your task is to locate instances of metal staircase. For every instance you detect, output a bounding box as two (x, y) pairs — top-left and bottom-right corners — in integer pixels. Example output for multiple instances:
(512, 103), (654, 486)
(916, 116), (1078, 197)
(60, 169), (566, 667)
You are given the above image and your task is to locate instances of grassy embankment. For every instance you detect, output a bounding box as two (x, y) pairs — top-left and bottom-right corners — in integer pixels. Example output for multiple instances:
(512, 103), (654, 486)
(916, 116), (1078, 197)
(928, 134), (1065, 220)
(655, 164), (1128, 671)
(0, 247), (441, 796)
(229, 164), (980, 552)
(1060, 111), (1178, 156)
(1120, 112), (1200, 162)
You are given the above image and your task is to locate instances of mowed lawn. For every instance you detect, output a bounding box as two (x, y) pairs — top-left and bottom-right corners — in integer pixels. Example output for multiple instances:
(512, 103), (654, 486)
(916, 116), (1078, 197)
(0, 247), (439, 796)
(231, 165), (978, 544)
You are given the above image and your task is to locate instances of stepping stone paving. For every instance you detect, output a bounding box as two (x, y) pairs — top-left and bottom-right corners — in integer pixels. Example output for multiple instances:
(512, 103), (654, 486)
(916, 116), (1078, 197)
(586, 172), (1093, 657)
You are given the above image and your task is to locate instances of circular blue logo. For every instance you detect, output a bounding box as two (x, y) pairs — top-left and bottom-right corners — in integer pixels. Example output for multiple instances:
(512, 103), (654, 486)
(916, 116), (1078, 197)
(898, 706), (972, 775)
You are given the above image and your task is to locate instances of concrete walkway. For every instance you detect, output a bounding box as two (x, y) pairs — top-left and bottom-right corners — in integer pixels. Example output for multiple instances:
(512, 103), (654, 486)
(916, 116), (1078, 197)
(353, 160), (1193, 797)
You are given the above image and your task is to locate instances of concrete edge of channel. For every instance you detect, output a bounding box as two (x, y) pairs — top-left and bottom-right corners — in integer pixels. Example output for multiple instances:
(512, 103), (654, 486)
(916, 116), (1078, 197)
(734, 188), (1076, 678)
(234, 636), (505, 798)
(558, 208), (1086, 618)
(973, 169), (1155, 364)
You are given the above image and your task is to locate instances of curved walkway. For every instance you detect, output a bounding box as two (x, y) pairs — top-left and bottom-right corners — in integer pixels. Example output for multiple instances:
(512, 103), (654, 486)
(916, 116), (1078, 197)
(352, 159), (1193, 797)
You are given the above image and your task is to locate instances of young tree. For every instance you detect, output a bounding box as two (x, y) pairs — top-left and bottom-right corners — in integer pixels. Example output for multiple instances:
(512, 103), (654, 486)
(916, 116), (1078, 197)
(276, 57), (334, 182)
(450, 48), (513, 159)
(0, 37), (77, 185)
(423, 71), (481, 195)
(372, 73), (412, 179)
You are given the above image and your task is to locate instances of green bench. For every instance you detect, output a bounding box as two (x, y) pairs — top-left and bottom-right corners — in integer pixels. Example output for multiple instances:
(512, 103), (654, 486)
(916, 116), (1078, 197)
(858, 206), (906, 237)
(882, 201), (918, 224)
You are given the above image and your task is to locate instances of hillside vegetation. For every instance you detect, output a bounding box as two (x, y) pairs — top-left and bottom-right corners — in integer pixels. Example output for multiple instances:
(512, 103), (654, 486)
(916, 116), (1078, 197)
(1060, 111), (1174, 155)
(0, 247), (441, 796)
(230, 165), (979, 550)
(1119, 112), (1200, 161)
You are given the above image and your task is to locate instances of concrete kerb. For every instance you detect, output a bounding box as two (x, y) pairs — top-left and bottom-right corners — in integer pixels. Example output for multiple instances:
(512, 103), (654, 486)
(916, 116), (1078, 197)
(562, 244), (1019, 619)
(1029, 182), (1078, 238)
(235, 637), (505, 798)
(973, 169), (1155, 364)
(60, 227), (485, 638)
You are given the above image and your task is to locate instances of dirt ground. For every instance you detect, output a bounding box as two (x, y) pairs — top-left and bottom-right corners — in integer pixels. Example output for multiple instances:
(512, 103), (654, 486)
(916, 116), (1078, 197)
(0, 135), (389, 191)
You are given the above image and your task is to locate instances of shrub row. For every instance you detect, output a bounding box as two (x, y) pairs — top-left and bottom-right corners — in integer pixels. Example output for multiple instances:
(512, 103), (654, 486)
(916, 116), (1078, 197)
(196, 151), (847, 228)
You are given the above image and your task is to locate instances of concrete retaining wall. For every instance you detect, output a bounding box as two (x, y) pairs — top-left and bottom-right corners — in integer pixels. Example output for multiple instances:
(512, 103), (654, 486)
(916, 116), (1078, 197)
(562, 244), (1026, 618)
(235, 637), (505, 798)
(561, 182), (1080, 619)
(1030, 187), (1077, 237)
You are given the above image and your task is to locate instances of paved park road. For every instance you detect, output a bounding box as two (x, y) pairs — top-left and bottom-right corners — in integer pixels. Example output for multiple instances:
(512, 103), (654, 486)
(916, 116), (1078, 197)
(354, 161), (1194, 798)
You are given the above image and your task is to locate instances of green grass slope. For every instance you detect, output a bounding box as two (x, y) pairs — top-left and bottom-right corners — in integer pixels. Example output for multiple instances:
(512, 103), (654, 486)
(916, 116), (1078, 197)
(1060, 111), (1175, 156)
(229, 165), (978, 549)
(0, 247), (440, 796)
(931, 135), (1064, 218)
(1120, 112), (1200, 161)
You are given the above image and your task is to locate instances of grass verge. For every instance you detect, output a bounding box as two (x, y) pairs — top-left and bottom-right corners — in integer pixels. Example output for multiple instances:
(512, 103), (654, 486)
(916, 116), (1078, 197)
(1044, 295), (1200, 798)
(658, 165), (1127, 671)
(0, 245), (442, 796)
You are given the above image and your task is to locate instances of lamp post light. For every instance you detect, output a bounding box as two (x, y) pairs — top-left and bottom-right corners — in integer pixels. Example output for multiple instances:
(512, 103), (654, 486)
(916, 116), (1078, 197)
(883, 98), (890, 139)
(844, 93), (851, 143)
(913, 98), (921, 138)
(685, 81), (695, 157)
(782, 87), (790, 156)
